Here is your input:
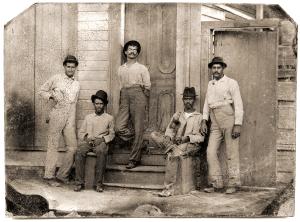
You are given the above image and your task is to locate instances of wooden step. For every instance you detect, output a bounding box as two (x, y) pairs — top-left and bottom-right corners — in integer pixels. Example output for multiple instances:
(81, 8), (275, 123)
(103, 182), (164, 190)
(104, 164), (165, 186)
(108, 153), (166, 166)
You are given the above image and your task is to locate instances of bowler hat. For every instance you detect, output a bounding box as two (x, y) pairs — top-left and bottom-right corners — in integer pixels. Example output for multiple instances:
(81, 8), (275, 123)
(123, 40), (141, 56)
(208, 56), (227, 68)
(63, 55), (78, 67)
(91, 90), (108, 104)
(182, 87), (198, 98)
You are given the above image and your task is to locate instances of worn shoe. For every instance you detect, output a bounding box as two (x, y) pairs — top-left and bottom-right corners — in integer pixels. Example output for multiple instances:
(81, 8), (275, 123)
(96, 185), (104, 192)
(203, 187), (215, 193)
(56, 177), (70, 185)
(73, 184), (84, 192)
(126, 161), (138, 169)
(44, 178), (61, 187)
(225, 187), (237, 194)
(158, 190), (173, 197)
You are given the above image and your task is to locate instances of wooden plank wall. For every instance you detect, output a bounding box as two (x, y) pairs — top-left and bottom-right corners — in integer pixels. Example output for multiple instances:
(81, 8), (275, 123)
(76, 3), (110, 130)
(276, 20), (297, 184)
(34, 3), (78, 149)
(4, 6), (36, 149)
(5, 3), (78, 150)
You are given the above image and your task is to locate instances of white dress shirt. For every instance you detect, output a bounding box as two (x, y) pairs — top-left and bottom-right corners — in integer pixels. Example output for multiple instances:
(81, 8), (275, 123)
(203, 75), (244, 125)
(117, 62), (151, 90)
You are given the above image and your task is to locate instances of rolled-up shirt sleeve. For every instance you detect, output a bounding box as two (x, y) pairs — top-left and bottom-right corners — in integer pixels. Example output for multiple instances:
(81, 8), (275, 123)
(231, 81), (244, 125)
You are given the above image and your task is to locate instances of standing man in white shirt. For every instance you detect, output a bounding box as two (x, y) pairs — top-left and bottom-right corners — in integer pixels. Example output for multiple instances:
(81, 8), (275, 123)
(200, 57), (244, 194)
(38, 55), (80, 186)
(115, 40), (151, 169)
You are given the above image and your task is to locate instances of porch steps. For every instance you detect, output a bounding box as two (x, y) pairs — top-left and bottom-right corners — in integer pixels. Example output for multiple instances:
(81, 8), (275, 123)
(104, 164), (165, 186)
(103, 146), (166, 189)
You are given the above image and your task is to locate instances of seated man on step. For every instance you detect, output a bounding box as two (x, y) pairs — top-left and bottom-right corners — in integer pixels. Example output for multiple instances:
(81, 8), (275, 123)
(150, 87), (205, 197)
(74, 90), (115, 192)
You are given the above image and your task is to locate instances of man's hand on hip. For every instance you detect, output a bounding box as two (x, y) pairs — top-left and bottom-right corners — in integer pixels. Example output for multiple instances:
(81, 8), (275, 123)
(200, 120), (208, 136)
(232, 125), (241, 139)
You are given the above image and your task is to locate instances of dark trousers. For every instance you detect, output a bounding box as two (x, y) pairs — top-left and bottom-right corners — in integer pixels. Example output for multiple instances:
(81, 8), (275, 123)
(115, 86), (147, 162)
(74, 142), (108, 186)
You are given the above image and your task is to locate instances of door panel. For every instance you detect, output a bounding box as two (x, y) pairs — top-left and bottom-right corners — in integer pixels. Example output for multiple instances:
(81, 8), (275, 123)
(214, 30), (277, 186)
(124, 4), (176, 134)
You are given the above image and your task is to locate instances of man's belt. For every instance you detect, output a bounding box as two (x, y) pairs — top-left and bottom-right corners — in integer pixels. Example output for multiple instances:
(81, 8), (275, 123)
(209, 101), (232, 109)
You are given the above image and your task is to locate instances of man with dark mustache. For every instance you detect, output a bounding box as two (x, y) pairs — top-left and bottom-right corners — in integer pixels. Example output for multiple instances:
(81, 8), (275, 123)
(115, 40), (151, 169)
(150, 87), (204, 197)
(200, 57), (244, 194)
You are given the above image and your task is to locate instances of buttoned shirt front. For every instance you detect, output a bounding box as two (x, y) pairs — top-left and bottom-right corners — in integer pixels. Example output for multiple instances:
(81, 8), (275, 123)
(203, 75), (244, 125)
(78, 112), (115, 144)
(38, 74), (80, 108)
(117, 62), (151, 90)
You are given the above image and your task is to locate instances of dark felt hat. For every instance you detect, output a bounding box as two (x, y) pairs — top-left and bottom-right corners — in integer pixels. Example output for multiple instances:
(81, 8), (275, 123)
(91, 90), (108, 104)
(208, 56), (227, 68)
(63, 55), (78, 66)
(123, 40), (141, 56)
(182, 87), (198, 98)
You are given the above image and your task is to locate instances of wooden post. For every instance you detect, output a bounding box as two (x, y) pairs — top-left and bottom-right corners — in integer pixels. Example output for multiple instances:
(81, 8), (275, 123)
(108, 4), (122, 116)
(176, 4), (201, 112)
(256, 5), (264, 20)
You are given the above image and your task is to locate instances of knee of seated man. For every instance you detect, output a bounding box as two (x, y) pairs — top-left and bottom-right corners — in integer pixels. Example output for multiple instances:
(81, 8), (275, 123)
(150, 131), (160, 140)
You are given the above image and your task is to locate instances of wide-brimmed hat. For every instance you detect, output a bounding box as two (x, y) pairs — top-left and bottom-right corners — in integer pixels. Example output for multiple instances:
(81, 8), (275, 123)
(91, 90), (108, 104)
(63, 55), (78, 67)
(182, 87), (198, 98)
(123, 40), (141, 56)
(208, 56), (227, 68)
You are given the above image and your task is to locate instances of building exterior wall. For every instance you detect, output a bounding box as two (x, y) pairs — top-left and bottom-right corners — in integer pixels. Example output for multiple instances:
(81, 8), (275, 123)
(76, 3), (110, 131)
(276, 20), (297, 184)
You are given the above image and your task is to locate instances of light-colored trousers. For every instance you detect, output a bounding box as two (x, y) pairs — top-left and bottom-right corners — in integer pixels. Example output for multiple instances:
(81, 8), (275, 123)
(207, 104), (241, 188)
(44, 104), (77, 180)
(151, 131), (198, 192)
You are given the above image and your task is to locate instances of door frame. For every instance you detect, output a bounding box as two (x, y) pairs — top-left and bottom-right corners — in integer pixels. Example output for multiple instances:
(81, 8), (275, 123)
(200, 19), (280, 186)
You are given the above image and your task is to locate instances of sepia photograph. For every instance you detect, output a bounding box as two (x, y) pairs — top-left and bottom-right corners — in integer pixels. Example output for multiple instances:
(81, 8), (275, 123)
(2, 0), (298, 219)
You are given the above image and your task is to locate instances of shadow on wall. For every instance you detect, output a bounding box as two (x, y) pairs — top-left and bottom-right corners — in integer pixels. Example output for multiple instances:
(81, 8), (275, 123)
(5, 92), (35, 148)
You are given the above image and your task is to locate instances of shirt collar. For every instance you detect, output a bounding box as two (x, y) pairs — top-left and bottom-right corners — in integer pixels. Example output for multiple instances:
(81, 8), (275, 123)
(93, 112), (106, 117)
(123, 61), (138, 67)
(63, 74), (75, 80)
(211, 75), (228, 84)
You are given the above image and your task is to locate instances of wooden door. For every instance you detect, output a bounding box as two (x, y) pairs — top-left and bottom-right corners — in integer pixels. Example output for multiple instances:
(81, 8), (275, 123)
(124, 3), (177, 135)
(213, 30), (277, 186)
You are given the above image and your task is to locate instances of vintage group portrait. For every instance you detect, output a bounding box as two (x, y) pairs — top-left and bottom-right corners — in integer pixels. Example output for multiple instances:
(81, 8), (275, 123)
(3, 1), (297, 218)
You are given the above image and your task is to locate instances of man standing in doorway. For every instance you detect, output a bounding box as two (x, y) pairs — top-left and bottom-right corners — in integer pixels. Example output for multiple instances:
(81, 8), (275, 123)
(74, 90), (115, 192)
(151, 87), (204, 197)
(38, 55), (80, 186)
(115, 40), (151, 169)
(200, 57), (244, 194)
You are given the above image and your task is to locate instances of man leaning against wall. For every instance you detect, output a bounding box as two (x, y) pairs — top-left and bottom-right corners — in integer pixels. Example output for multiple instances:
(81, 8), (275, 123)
(38, 55), (80, 186)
